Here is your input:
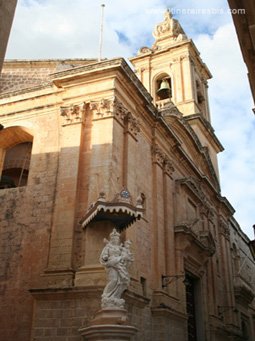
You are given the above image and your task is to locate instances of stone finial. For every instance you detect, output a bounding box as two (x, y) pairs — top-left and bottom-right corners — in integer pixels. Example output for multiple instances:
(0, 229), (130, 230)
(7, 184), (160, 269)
(152, 9), (188, 49)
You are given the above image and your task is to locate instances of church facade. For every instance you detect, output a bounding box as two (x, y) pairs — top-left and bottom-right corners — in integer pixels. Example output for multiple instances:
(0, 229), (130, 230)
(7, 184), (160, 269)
(0, 11), (254, 341)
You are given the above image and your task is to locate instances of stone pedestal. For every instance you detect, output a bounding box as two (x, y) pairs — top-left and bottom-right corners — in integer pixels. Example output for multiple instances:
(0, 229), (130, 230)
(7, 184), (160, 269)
(79, 308), (137, 341)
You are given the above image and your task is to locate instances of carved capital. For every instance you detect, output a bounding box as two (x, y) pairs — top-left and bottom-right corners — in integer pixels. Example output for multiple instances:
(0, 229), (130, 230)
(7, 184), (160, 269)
(113, 98), (140, 137)
(90, 98), (113, 119)
(151, 144), (174, 176)
(151, 144), (165, 167)
(180, 54), (190, 61)
(80, 97), (140, 137)
(60, 103), (86, 126)
(163, 157), (175, 177)
(219, 218), (230, 240)
(124, 112), (140, 137)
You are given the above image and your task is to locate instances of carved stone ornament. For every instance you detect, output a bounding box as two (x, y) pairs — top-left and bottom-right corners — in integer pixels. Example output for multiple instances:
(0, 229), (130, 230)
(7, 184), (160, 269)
(151, 144), (165, 167)
(100, 229), (134, 309)
(219, 218), (230, 240)
(174, 223), (216, 257)
(89, 97), (140, 137)
(177, 177), (205, 203)
(90, 98), (113, 119)
(125, 112), (140, 137)
(80, 189), (144, 231)
(138, 46), (152, 55)
(151, 144), (175, 176)
(60, 103), (86, 126)
(152, 9), (188, 47)
(163, 158), (175, 177)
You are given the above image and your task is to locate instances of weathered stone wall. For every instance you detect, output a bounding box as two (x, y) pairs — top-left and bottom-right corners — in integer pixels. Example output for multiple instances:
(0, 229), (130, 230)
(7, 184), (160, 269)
(0, 107), (60, 340)
(31, 291), (101, 341)
(0, 59), (96, 93)
(0, 58), (254, 341)
(0, 183), (54, 340)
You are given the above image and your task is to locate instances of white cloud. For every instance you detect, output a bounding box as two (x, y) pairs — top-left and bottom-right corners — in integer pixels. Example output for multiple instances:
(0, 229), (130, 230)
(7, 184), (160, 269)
(5, 0), (255, 238)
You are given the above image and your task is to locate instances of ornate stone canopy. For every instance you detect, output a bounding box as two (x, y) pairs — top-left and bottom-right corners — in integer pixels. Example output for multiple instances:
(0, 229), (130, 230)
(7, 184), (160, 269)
(80, 189), (144, 231)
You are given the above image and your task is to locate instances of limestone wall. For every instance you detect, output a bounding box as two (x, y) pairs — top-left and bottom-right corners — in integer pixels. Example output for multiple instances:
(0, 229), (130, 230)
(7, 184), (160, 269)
(0, 59), (96, 93)
(0, 58), (254, 341)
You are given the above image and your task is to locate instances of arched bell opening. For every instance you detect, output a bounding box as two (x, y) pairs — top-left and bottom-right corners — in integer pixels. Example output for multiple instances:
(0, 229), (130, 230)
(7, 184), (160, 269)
(155, 74), (172, 101)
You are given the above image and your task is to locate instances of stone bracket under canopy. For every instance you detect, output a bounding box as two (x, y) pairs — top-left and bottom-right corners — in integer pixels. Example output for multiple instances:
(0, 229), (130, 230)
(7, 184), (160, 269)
(80, 189), (144, 231)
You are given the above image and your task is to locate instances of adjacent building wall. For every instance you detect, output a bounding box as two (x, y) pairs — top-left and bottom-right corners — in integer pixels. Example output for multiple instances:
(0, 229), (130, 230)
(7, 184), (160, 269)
(0, 0), (17, 74)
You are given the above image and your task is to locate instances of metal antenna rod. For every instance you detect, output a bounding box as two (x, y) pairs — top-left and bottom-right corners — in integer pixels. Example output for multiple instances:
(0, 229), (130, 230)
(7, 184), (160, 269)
(98, 4), (105, 62)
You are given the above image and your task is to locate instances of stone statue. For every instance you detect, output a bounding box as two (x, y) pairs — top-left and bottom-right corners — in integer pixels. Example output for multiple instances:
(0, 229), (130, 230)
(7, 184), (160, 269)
(100, 229), (134, 308)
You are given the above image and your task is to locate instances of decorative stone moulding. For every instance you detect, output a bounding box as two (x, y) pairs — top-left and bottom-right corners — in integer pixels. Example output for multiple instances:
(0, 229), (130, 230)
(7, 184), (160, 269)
(177, 177), (205, 203)
(60, 103), (87, 126)
(174, 224), (216, 257)
(234, 276), (255, 305)
(79, 318), (137, 341)
(90, 98), (113, 119)
(219, 217), (230, 240)
(90, 97), (140, 137)
(80, 189), (144, 231)
(138, 46), (152, 55)
(151, 143), (175, 176)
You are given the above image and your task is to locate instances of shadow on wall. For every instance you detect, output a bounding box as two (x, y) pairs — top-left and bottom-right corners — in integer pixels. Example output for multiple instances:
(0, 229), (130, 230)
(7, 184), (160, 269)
(0, 123), (117, 340)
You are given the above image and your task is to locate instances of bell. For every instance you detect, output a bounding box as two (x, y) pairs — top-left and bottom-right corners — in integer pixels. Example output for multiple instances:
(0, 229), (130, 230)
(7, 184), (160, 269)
(157, 79), (171, 100)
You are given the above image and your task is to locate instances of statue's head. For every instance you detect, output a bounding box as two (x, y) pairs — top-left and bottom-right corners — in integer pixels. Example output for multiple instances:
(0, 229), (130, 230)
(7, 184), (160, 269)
(109, 228), (120, 245)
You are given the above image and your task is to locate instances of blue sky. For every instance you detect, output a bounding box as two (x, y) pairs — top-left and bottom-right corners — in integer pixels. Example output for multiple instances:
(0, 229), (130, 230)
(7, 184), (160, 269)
(6, 0), (255, 238)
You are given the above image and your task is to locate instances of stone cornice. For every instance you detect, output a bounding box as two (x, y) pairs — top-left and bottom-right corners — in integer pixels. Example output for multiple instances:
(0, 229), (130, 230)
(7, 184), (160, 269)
(160, 105), (221, 192)
(130, 39), (212, 80)
(184, 113), (224, 152)
(177, 177), (205, 203)
(50, 58), (156, 114)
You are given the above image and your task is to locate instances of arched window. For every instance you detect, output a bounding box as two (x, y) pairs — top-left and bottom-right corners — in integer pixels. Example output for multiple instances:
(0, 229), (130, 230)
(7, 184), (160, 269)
(1, 142), (32, 188)
(0, 126), (33, 189)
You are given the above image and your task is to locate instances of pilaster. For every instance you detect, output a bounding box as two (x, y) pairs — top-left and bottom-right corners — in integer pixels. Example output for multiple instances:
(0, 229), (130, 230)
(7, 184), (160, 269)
(44, 103), (86, 286)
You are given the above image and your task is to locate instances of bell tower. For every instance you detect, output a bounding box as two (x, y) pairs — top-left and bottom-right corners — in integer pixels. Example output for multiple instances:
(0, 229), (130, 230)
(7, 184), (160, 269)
(130, 10), (223, 181)
(130, 9), (212, 121)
